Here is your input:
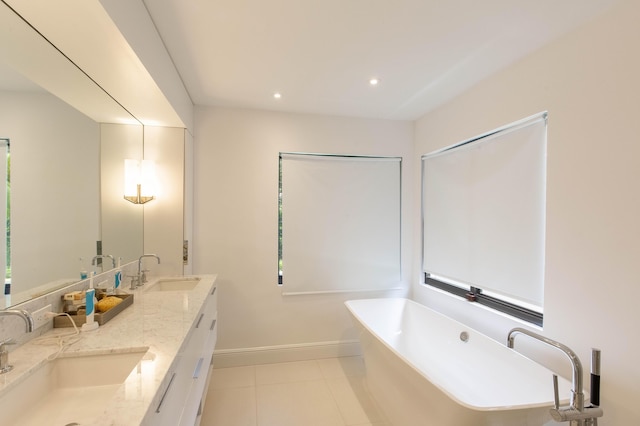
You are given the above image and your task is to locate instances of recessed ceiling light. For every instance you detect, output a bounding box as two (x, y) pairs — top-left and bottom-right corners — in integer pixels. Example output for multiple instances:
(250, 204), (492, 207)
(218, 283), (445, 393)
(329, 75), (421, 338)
(273, 92), (282, 99)
(369, 78), (379, 86)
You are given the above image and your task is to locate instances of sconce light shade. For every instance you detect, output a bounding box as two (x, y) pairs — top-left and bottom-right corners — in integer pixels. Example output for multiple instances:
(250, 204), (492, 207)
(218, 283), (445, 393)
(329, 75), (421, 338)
(124, 159), (156, 204)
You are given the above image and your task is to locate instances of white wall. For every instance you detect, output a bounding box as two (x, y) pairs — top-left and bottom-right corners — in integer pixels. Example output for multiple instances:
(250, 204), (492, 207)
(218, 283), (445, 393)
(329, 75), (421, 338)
(184, 128), (194, 275)
(193, 107), (413, 361)
(412, 1), (639, 424)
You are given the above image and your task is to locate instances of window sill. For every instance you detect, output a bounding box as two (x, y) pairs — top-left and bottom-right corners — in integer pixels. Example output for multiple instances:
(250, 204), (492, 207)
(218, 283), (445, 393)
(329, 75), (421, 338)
(423, 277), (543, 327)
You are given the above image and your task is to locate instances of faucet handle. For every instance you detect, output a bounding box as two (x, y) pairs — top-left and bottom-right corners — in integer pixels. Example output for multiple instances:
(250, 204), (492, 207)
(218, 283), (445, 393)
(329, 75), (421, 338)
(0, 338), (16, 350)
(0, 338), (16, 374)
(590, 348), (601, 407)
(550, 372), (604, 423)
(550, 406), (603, 422)
(126, 274), (141, 289)
(552, 374), (560, 409)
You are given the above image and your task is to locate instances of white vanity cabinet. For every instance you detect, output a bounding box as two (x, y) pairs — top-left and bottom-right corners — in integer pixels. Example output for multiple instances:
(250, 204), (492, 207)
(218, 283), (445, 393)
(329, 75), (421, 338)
(145, 284), (218, 426)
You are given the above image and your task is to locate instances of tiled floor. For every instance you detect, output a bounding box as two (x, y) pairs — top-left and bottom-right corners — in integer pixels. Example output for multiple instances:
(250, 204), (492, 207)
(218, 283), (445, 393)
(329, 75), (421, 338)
(200, 357), (390, 426)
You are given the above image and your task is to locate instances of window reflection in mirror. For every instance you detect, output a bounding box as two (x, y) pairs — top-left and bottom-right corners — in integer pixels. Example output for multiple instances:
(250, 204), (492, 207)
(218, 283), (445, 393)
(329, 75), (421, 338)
(0, 138), (8, 296)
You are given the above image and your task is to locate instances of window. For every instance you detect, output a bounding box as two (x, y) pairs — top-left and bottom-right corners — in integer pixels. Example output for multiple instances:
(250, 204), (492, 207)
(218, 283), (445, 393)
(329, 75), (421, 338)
(279, 152), (402, 295)
(421, 113), (547, 325)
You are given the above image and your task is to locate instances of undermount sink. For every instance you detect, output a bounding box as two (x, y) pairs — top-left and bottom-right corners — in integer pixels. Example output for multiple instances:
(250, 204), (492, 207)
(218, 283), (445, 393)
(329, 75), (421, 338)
(0, 350), (146, 426)
(146, 277), (201, 292)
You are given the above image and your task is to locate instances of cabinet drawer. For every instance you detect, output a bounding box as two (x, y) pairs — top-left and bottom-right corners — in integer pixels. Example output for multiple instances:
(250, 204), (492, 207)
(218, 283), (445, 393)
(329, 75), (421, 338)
(195, 361), (215, 426)
(148, 366), (194, 426)
(180, 313), (217, 426)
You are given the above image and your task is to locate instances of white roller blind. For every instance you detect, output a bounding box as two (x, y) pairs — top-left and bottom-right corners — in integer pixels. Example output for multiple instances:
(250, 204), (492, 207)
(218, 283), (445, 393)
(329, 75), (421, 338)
(281, 153), (401, 294)
(422, 113), (546, 307)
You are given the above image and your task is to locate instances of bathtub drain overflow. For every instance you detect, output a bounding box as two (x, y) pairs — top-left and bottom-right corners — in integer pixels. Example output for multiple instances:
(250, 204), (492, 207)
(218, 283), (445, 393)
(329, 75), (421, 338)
(459, 331), (469, 342)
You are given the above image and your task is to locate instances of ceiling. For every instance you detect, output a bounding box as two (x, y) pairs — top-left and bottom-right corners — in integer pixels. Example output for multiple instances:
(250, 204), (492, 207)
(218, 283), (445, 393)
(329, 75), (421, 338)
(142, 0), (619, 121)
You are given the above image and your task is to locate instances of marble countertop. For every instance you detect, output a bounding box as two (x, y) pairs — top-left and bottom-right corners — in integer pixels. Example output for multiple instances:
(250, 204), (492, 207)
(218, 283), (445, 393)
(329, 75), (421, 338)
(0, 274), (217, 426)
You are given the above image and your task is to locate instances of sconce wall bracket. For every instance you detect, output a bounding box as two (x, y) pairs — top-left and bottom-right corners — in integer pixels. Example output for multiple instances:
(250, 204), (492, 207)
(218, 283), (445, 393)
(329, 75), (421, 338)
(124, 184), (154, 204)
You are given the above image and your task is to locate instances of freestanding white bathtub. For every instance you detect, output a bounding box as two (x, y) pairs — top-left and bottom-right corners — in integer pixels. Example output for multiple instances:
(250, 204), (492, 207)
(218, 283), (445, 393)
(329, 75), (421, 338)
(345, 298), (571, 426)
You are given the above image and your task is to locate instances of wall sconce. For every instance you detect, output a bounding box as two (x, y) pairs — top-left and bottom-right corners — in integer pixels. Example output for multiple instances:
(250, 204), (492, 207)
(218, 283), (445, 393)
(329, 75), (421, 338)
(124, 159), (156, 204)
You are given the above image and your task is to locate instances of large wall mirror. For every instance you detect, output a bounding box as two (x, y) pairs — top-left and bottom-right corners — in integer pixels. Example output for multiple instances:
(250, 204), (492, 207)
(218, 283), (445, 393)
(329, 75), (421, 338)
(0, 1), (143, 308)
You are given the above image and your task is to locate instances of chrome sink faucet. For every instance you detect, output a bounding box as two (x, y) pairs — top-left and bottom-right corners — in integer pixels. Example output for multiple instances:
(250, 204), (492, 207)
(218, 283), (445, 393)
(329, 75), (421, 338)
(0, 309), (34, 332)
(507, 328), (603, 425)
(138, 254), (161, 284)
(0, 309), (34, 374)
(91, 254), (116, 269)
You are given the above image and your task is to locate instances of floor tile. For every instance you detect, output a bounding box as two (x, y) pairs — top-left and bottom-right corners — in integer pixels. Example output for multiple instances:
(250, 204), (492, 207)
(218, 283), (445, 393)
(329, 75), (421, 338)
(326, 376), (388, 425)
(257, 380), (344, 426)
(200, 386), (257, 426)
(202, 357), (387, 426)
(318, 356), (366, 379)
(210, 365), (256, 389)
(255, 359), (324, 385)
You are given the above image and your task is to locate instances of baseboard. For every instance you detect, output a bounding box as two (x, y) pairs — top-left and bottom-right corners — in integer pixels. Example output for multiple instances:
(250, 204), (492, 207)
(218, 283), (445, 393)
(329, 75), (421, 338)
(212, 340), (362, 368)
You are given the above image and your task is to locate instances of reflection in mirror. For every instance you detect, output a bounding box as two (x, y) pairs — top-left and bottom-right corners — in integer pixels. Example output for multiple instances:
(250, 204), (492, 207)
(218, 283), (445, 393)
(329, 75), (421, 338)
(0, 9), (143, 308)
(0, 78), (101, 306)
(0, 138), (7, 295)
(101, 124), (144, 267)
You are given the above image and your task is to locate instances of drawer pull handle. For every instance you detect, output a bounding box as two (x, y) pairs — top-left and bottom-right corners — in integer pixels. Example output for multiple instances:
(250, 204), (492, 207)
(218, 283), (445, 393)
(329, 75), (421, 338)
(210, 319), (217, 331)
(193, 357), (204, 379)
(211, 286), (217, 296)
(156, 373), (176, 413)
(195, 313), (204, 328)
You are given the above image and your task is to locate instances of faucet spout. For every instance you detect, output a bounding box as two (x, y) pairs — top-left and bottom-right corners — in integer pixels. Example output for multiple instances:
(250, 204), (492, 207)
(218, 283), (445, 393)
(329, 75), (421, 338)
(91, 254), (116, 269)
(0, 310), (34, 374)
(138, 254), (161, 284)
(0, 309), (34, 332)
(507, 327), (584, 411)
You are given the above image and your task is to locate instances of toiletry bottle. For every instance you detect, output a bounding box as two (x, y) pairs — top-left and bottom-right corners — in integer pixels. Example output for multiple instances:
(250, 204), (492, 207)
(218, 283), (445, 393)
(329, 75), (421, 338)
(81, 272), (99, 331)
(114, 257), (123, 294)
(79, 257), (88, 280)
(81, 288), (99, 331)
